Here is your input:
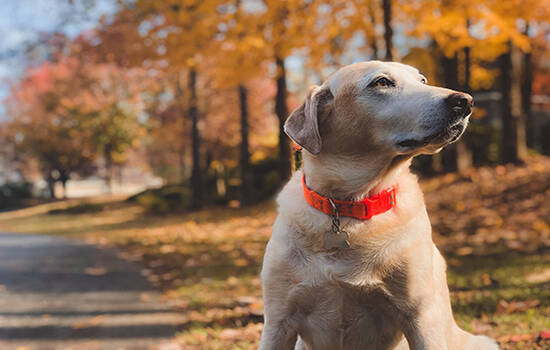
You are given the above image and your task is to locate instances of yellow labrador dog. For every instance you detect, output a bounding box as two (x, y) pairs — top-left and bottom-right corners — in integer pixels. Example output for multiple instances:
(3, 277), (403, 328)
(259, 61), (498, 350)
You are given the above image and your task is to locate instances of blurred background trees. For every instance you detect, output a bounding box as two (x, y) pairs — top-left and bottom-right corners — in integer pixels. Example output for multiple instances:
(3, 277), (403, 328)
(1, 0), (549, 211)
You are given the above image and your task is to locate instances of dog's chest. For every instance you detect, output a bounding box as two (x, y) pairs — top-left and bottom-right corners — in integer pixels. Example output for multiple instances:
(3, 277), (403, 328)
(288, 282), (404, 350)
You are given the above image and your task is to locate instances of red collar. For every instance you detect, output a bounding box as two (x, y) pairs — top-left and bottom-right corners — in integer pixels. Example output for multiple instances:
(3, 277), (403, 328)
(302, 175), (397, 220)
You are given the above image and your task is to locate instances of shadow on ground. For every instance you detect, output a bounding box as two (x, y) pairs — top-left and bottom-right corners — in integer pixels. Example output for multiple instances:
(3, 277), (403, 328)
(0, 233), (185, 350)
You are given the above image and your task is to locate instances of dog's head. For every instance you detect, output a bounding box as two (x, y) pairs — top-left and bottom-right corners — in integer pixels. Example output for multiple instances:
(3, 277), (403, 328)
(285, 61), (473, 158)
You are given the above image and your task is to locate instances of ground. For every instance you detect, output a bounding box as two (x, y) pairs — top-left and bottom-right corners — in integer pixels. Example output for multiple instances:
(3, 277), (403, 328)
(0, 233), (185, 350)
(0, 155), (549, 349)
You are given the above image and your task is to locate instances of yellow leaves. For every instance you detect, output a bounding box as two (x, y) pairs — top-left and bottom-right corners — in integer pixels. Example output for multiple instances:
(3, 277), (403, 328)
(186, 57), (196, 68)
(402, 47), (439, 84)
(470, 65), (498, 90)
(243, 36), (265, 50)
(233, 258), (249, 267)
(404, 0), (537, 57)
(532, 220), (550, 233)
(471, 107), (487, 120)
(328, 23), (342, 38)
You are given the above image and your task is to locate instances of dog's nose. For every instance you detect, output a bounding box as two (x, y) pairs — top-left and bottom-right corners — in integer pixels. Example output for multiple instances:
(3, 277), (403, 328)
(445, 93), (473, 116)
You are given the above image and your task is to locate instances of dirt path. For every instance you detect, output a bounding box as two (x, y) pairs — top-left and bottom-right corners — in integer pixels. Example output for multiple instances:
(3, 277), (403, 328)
(0, 233), (184, 350)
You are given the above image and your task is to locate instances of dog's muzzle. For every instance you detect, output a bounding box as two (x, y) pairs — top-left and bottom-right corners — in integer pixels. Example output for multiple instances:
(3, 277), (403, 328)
(395, 92), (474, 151)
(445, 92), (473, 124)
(438, 92), (473, 143)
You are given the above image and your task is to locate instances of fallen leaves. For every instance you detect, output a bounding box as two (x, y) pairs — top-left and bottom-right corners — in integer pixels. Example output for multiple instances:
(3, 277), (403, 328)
(160, 244), (178, 254)
(471, 318), (493, 334)
(83, 267), (107, 276)
(498, 331), (550, 344)
(526, 269), (550, 284)
(71, 315), (106, 329)
(424, 155), (550, 252)
(219, 323), (263, 341)
(496, 300), (540, 315)
(498, 333), (538, 343)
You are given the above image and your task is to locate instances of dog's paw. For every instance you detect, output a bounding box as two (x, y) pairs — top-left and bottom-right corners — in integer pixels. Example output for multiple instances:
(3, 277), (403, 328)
(294, 337), (306, 350)
(466, 335), (499, 350)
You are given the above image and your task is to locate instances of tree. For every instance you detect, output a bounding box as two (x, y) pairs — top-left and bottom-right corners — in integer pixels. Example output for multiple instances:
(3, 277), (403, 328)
(257, 1), (320, 181)
(382, 0), (393, 60)
(485, 0), (547, 163)
(125, 0), (226, 208)
(238, 84), (251, 205)
(4, 58), (96, 197)
(348, 0), (381, 60)
(401, 0), (543, 168)
(4, 47), (149, 197)
(498, 42), (527, 163)
(402, 0), (480, 172)
(210, 0), (266, 206)
(86, 67), (147, 190)
(523, 25), (534, 149)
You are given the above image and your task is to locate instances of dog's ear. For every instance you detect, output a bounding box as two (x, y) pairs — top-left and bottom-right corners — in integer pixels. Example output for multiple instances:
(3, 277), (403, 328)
(284, 85), (333, 155)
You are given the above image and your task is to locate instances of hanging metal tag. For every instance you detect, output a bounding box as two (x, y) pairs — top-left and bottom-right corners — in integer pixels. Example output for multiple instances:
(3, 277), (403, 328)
(323, 198), (351, 250)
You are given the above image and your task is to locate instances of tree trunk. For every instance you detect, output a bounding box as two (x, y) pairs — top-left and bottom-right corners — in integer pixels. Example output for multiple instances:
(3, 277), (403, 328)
(176, 70), (186, 183)
(104, 144), (113, 194)
(438, 50), (472, 174)
(431, 153), (444, 173)
(464, 46), (471, 93)
(456, 44), (473, 173)
(382, 0), (393, 60)
(440, 52), (459, 172)
(367, 1), (379, 59)
(499, 42), (527, 164)
(442, 52), (459, 90)
(189, 68), (202, 208)
(238, 84), (251, 206)
(45, 173), (56, 199)
(522, 26), (534, 149)
(60, 175), (69, 199)
(179, 150), (186, 183)
(455, 141), (472, 174)
(275, 55), (291, 181)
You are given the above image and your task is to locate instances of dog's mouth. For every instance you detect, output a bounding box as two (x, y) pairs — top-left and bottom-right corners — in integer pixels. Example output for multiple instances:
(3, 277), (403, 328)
(396, 121), (468, 151)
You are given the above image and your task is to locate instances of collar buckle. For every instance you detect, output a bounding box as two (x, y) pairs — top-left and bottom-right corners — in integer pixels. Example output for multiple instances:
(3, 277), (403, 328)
(328, 199), (350, 238)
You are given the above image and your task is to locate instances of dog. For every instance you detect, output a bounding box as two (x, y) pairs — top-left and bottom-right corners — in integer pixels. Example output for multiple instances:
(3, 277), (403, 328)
(259, 61), (498, 350)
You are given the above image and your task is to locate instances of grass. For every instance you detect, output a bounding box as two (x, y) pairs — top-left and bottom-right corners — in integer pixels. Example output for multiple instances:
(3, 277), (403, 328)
(447, 252), (550, 342)
(1, 157), (549, 349)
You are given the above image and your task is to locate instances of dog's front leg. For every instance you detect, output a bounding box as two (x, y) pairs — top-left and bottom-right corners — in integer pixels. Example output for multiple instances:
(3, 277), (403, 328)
(397, 300), (451, 350)
(386, 246), (455, 350)
(399, 293), (499, 350)
(259, 236), (300, 350)
(393, 245), (491, 350)
(259, 317), (298, 350)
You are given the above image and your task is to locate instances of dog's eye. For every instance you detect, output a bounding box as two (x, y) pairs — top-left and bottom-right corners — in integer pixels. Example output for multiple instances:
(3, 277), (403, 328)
(420, 77), (427, 84)
(371, 77), (394, 88)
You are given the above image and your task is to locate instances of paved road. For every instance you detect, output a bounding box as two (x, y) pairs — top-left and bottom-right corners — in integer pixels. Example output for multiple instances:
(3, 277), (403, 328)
(0, 233), (184, 350)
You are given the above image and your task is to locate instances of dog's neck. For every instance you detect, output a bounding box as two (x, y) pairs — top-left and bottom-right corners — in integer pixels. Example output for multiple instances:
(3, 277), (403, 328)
(302, 152), (411, 201)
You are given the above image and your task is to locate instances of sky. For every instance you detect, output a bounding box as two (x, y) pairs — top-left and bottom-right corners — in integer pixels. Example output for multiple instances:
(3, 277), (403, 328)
(0, 0), (117, 117)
